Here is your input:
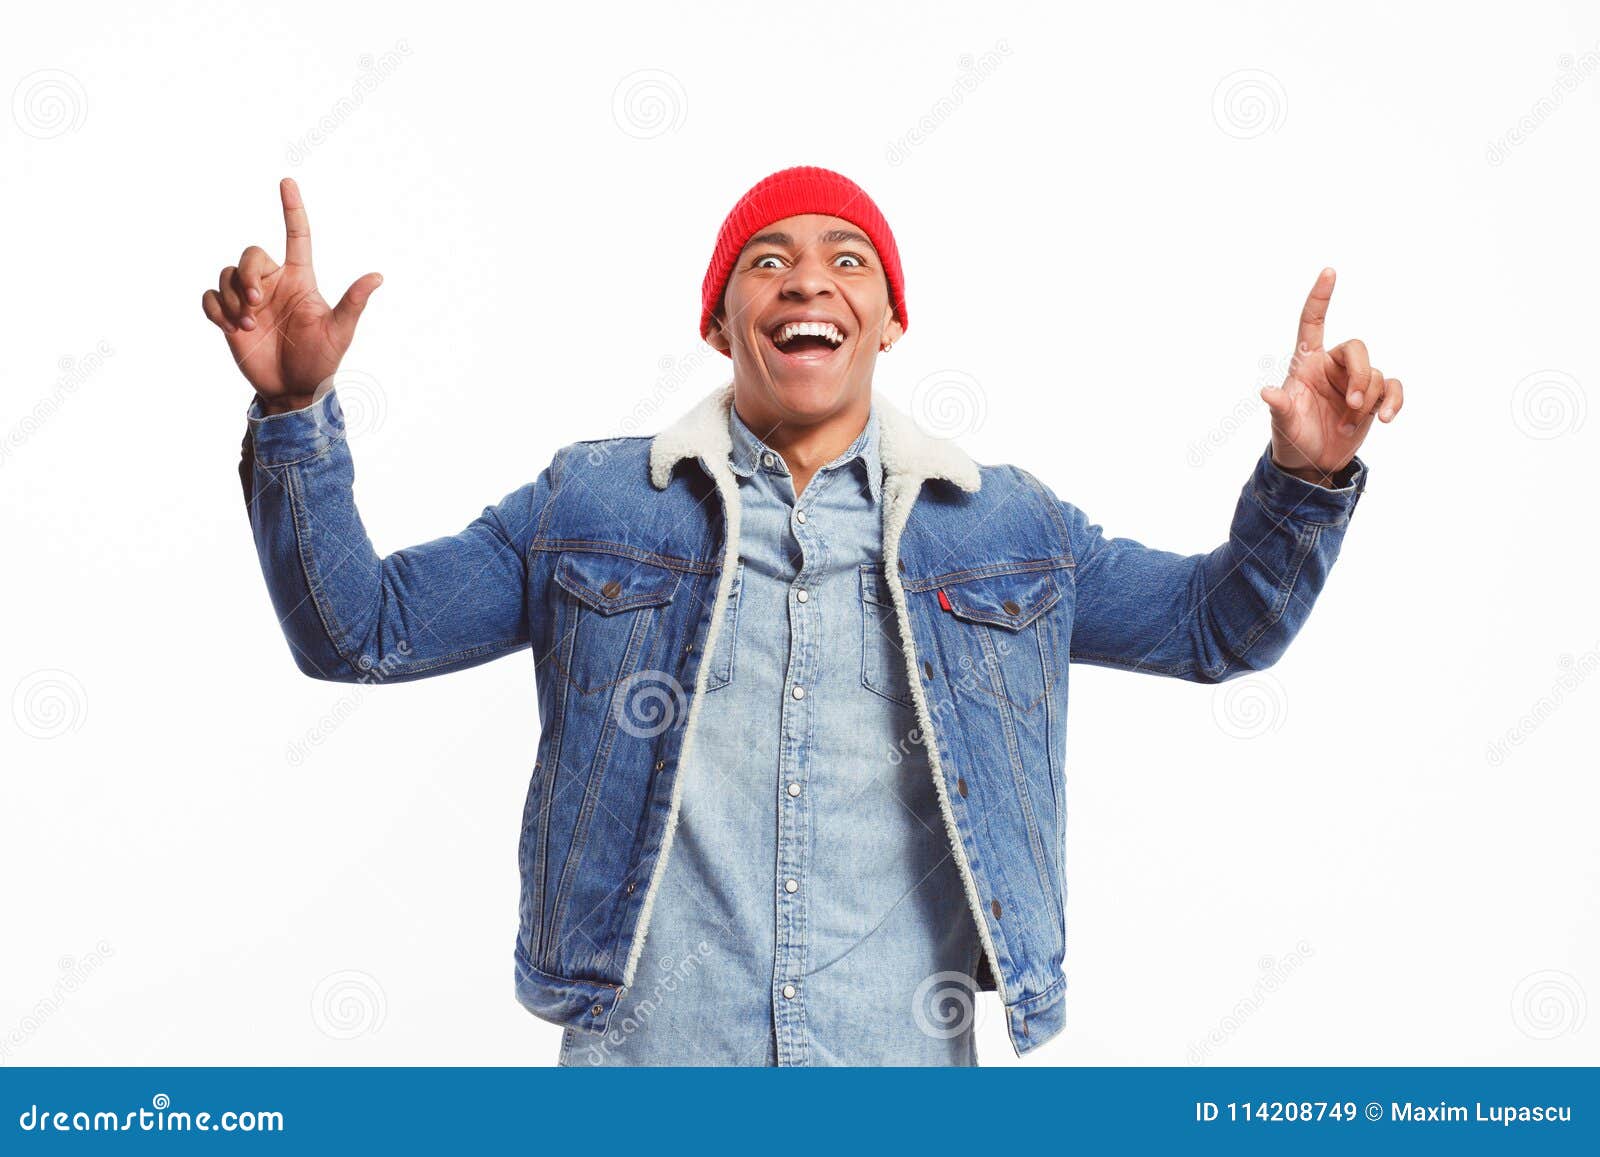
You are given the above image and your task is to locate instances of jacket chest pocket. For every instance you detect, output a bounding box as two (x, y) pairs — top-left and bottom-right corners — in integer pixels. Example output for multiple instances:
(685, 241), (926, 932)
(935, 566), (1063, 716)
(552, 550), (681, 697)
(859, 564), (915, 710)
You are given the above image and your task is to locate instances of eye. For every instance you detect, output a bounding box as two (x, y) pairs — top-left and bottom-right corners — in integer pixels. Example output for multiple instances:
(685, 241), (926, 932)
(753, 255), (785, 269)
(833, 253), (864, 267)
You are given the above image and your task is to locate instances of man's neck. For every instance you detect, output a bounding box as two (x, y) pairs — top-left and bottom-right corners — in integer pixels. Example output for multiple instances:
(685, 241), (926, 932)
(733, 392), (870, 499)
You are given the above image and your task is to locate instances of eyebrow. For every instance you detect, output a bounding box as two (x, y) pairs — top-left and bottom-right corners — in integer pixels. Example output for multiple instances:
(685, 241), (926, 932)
(742, 228), (872, 252)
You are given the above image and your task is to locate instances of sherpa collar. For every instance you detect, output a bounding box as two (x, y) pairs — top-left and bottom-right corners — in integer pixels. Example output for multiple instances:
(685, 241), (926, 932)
(648, 378), (981, 495)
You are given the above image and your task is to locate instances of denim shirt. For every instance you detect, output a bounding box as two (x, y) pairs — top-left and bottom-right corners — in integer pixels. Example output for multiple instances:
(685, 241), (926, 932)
(561, 400), (982, 1066)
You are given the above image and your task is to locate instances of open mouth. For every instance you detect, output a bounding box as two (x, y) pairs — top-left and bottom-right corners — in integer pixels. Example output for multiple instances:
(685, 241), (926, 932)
(765, 319), (849, 363)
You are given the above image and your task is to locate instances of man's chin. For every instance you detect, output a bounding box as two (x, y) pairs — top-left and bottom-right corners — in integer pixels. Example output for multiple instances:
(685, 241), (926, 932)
(763, 368), (854, 409)
(742, 346), (851, 398)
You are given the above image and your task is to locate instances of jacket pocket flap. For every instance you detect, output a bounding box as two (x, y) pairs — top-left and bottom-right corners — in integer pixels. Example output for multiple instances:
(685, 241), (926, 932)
(941, 569), (1060, 630)
(555, 551), (680, 614)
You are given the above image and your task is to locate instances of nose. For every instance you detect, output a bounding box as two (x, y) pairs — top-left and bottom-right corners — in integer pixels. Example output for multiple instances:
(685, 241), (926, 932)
(780, 250), (835, 301)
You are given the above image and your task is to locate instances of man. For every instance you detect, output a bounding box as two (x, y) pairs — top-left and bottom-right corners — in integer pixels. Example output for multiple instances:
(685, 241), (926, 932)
(204, 166), (1402, 1066)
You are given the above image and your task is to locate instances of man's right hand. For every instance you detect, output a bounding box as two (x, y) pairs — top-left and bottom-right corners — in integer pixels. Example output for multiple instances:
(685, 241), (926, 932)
(202, 177), (383, 415)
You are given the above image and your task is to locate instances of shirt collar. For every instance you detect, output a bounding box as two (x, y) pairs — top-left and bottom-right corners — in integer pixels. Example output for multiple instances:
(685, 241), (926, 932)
(727, 397), (882, 503)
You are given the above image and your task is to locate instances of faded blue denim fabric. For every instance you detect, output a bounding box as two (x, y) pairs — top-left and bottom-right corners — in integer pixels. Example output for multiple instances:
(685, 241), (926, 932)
(559, 400), (981, 1067)
(238, 379), (1368, 1059)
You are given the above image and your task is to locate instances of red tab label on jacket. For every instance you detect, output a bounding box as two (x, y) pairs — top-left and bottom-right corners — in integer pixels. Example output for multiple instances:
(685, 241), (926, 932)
(937, 588), (952, 612)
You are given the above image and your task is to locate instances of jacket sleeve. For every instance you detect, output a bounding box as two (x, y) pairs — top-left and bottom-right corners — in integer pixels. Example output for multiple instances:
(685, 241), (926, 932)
(1059, 442), (1368, 682)
(238, 387), (557, 683)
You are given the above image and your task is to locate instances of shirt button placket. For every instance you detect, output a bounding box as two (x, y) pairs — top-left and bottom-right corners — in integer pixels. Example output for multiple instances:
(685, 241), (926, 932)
(774, 491), (815, 1067)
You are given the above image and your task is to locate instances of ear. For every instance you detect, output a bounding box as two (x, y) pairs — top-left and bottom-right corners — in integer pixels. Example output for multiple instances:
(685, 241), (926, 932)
(704, 309), (731, 354)
(879, 312), (905, 350)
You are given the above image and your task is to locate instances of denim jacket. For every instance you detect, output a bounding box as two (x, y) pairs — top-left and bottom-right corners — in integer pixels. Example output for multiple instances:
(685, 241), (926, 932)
(239, 378), (1367, 1058)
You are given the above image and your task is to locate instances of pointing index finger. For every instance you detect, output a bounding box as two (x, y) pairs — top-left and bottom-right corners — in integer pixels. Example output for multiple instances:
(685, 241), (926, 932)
(280, 176), (312, 268)
(1295, 266), (1336, 354)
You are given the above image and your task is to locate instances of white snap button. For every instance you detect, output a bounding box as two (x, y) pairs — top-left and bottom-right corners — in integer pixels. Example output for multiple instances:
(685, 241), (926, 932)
(787, 782), (801, 797)
(784, 878), (798, 894)
(795, 510), (807, 524)
(761, 452), (774, 467)
(782, 983), (797, 999)
(791, 685), (805, 700)
(795, 589), (808, 603)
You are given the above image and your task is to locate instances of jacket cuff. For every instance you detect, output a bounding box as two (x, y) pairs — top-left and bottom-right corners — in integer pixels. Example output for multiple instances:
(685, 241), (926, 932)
(245, 389), (345, 467)
(1248, 441), (1367, 526)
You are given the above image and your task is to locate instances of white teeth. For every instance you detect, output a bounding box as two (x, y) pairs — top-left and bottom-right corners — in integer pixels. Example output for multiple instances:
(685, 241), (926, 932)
(775, 320), (844, 347)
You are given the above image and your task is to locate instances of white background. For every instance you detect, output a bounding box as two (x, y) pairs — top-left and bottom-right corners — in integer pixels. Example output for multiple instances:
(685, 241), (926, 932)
(2, 0), (1596, 1067)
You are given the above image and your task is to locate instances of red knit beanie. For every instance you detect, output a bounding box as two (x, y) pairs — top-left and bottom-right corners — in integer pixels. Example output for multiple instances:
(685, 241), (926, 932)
(699, 166), (907, 356)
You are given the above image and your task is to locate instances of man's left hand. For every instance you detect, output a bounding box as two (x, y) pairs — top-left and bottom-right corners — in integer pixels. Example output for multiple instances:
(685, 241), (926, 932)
(1259, 268), (1404, 485)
